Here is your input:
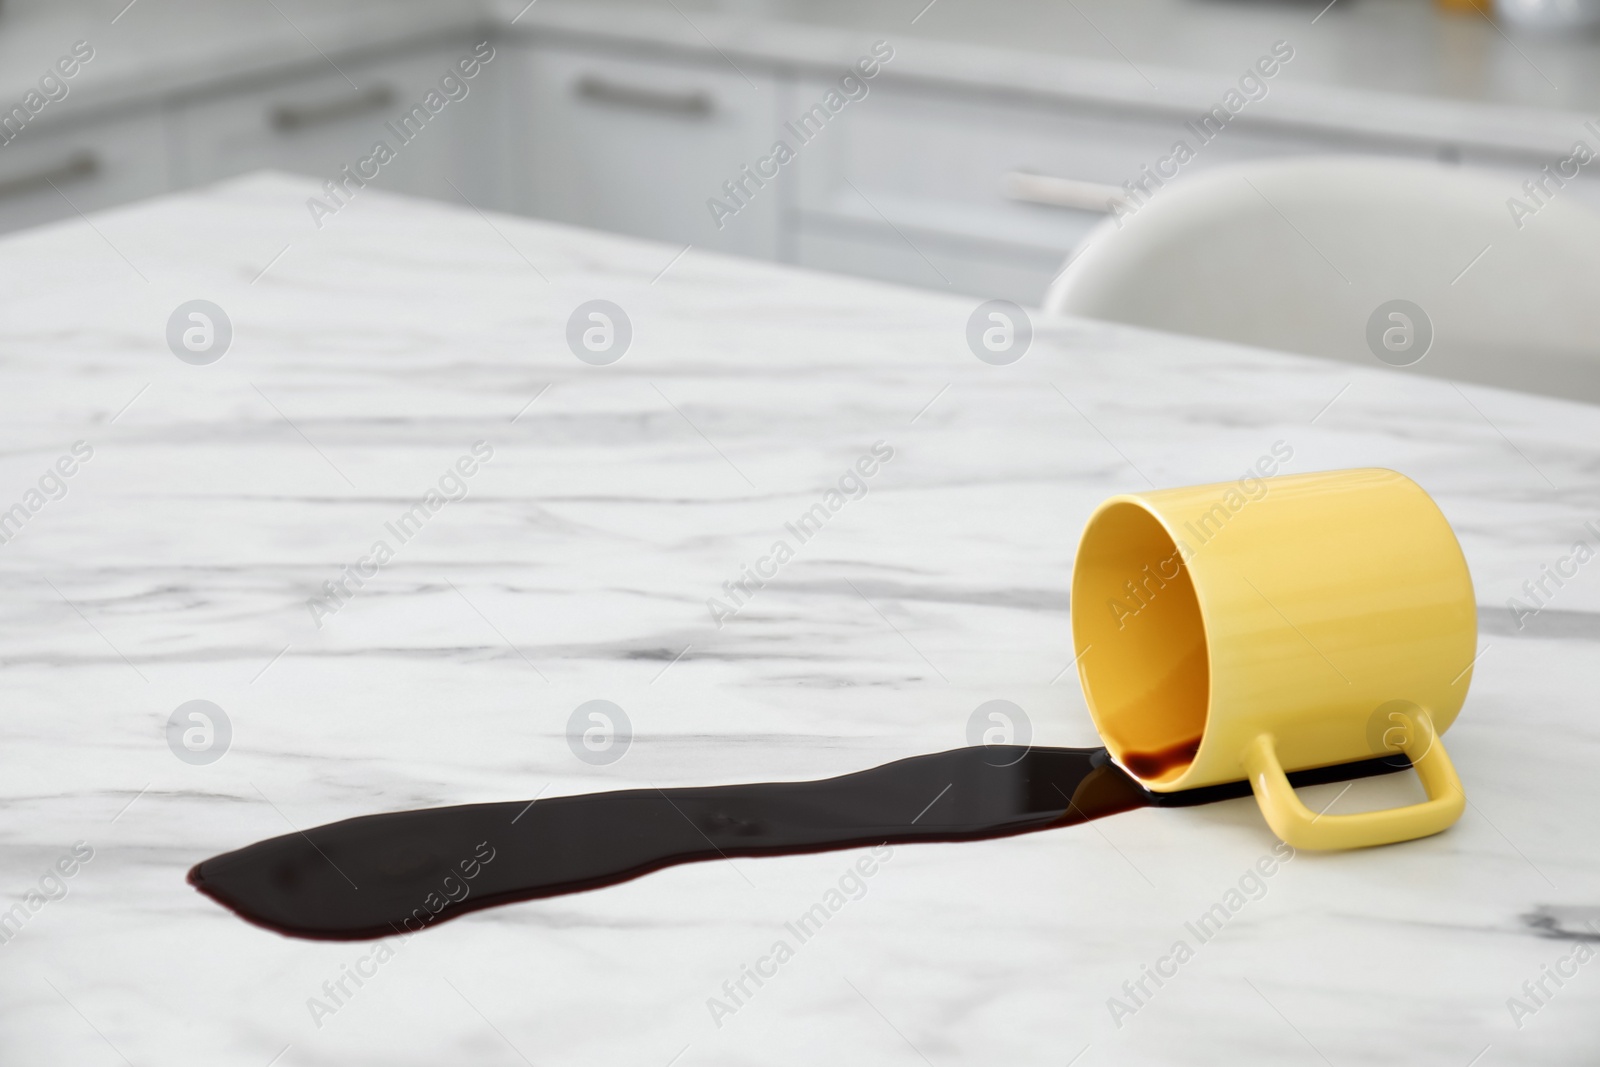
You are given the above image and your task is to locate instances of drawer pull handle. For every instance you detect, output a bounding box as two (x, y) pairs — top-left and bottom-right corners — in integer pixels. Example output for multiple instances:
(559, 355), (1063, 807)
(1001, 170), (1125, 213)
(0, 151), (99, 200)
(574, 75), (713, 117)
(271, 85), (396, 131)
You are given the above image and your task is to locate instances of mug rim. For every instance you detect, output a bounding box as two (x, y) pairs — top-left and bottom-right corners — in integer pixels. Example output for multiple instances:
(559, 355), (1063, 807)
(1071, 492), (1215, 789)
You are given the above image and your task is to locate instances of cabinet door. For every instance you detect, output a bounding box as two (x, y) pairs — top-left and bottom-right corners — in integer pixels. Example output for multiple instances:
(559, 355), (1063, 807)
(171, 43), (498, 206)
(793, 77), (1433, 304)
(0, 110), (172, 235)
(509, 43), (782, 259)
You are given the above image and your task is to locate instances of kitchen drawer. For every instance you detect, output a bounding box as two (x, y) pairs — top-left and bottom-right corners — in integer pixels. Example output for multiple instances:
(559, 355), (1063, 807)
(794, 78), (1434, 294)
(0, 110), (172, 235)
(508, 43), (783, 259)
(172, 43), (497, 207)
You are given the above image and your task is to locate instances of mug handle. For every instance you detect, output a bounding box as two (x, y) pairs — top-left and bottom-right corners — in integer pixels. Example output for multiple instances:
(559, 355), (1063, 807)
(1241, 708), (1465, 850)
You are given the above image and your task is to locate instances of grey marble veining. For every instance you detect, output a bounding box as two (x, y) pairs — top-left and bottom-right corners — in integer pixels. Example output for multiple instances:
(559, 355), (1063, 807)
(0, 172), (1597, 1064)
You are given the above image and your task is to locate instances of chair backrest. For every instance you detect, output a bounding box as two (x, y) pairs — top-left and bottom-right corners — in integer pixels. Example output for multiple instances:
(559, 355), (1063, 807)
(1044, 155), (1600, 403)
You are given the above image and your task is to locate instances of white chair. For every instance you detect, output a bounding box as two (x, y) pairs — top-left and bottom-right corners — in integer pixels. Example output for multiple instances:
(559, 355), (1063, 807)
(1043, 155), (1600, 403)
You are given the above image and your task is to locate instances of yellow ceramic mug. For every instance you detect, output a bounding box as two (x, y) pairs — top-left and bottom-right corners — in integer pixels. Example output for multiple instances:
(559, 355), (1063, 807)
(1071, 467), (1474, 850)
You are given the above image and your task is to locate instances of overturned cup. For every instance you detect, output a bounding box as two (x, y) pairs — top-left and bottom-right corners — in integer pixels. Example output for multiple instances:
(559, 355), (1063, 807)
(1071, 468), (1474, 850)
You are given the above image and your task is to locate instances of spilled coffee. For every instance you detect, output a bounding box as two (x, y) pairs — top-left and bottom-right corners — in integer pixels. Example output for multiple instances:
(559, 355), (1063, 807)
(190, 745), (1404, 941)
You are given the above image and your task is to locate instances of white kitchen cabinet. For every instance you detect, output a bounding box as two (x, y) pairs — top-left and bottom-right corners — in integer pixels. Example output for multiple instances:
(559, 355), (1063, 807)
(792, 77), (1435, 304)
(0, 20), (1565, 307)
(171, 43), (499, 208)
(0, 109), (173, 235)
(507, 43), (784, 259)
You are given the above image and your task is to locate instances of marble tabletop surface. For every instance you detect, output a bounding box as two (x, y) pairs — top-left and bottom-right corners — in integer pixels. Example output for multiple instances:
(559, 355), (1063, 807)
(1, 171), (1597, 1065)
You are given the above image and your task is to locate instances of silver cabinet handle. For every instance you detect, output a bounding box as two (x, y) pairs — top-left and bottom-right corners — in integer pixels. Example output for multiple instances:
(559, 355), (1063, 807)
(271, 85), (395, 131)
(1001, 170), (1125, 213)
(0, 151), (98, 200)
(573, 75), (713, 117)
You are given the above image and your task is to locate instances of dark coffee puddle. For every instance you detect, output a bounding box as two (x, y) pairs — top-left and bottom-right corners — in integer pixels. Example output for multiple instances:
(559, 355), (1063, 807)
(189, 745), (1406, 941)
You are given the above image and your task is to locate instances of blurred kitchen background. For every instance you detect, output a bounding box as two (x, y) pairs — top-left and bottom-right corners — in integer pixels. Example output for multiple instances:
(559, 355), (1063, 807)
(2, 0), (1598, 309)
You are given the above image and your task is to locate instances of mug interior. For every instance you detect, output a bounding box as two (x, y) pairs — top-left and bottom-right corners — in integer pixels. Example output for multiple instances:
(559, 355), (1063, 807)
(1073, 501), (1210, 785)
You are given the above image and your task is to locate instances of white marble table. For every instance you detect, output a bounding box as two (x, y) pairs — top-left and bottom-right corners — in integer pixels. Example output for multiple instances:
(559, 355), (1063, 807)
(1, 172), (1596, 1066)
